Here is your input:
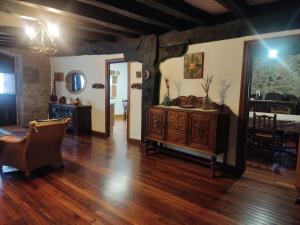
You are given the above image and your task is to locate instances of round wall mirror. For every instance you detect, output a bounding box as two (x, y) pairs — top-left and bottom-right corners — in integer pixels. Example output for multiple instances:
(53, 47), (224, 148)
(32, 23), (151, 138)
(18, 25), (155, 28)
(65, 70), (86, 94)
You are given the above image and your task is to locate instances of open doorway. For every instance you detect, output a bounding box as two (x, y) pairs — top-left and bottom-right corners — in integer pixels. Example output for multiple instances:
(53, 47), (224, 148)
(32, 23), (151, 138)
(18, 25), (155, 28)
(105, 59), (129, 140)
(238, 34), (300, 185)
(0, 53), (17, 126)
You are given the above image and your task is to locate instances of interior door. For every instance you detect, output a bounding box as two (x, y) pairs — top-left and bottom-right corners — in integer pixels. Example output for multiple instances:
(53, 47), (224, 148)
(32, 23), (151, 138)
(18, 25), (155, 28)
(0, 94), (17, 126)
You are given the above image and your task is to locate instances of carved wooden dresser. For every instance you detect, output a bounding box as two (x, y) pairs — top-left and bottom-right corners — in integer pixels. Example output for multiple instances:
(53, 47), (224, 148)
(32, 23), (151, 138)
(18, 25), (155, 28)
(144, 96), (230, 177)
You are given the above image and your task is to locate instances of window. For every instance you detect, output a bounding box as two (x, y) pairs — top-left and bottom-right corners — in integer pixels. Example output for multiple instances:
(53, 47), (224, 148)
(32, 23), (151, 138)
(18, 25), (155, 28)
(0, 73), (16, 94)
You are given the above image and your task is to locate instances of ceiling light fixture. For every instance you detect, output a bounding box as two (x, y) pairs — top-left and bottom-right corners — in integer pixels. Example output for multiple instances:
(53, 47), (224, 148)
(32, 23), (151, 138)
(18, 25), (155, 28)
(268, 49), (278, 58)
(25, 21), (59, 56)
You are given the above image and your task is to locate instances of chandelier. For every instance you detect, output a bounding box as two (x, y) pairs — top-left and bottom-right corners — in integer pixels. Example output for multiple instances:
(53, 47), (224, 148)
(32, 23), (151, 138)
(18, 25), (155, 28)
(25, 22), (59, 56)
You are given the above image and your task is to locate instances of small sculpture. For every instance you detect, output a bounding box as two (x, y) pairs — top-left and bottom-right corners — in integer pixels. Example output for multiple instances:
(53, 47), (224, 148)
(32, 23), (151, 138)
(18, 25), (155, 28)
(74, 97), (81, 106)
(59, 96), (66, 104)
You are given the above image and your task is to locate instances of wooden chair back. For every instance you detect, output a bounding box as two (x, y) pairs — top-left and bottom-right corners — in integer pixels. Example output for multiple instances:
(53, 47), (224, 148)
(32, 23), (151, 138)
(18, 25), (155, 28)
(253, 113), (277, 132)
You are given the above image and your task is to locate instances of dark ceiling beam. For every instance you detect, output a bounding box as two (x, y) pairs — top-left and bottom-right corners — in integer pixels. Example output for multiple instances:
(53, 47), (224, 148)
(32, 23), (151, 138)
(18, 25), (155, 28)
(250, 0), (300, 17)
(15, 0), (168, 35)
(159, 9), (300, 47)
(135, 0), (216, 26)
(1, 0), (139, 38)
(214, 0), (250, 18)
(0, 26), (23, 36)
(0, 25), (116, 44)
(76, 0), (178, 30)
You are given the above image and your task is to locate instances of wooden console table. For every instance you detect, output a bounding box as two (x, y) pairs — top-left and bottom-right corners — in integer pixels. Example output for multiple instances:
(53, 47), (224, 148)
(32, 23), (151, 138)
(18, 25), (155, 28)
(144, 105), (230, 177)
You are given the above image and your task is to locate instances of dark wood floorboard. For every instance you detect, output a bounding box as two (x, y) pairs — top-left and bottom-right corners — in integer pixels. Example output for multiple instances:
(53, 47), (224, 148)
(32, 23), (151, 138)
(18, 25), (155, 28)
(1, 121), (300, 225)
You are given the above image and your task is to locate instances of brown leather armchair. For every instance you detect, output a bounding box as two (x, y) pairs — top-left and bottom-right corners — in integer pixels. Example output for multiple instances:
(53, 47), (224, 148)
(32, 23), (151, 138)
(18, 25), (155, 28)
(0, 118), (70, 177)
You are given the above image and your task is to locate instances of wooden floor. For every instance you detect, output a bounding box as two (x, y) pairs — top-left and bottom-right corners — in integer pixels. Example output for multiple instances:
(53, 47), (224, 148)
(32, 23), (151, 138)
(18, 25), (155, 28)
(1, 121), (300, 225)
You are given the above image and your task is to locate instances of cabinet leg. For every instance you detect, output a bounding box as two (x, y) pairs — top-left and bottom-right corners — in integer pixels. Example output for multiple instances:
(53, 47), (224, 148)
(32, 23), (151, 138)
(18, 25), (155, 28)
(210, 155), (217, 178)
(143, 139), (149, 155)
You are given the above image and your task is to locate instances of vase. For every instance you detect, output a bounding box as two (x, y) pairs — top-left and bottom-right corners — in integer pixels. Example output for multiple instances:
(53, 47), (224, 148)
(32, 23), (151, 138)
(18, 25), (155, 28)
(202, 95), (210, 110)
(162, 95), (172, 106)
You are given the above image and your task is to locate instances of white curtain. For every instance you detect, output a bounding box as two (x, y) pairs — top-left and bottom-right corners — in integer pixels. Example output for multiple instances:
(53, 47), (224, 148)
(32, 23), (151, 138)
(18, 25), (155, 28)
(0, 73), (15, 94)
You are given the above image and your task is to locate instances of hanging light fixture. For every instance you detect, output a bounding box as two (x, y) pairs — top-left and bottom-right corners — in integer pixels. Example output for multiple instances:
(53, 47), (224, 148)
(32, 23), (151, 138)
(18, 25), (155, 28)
(25, 21), (59, 56)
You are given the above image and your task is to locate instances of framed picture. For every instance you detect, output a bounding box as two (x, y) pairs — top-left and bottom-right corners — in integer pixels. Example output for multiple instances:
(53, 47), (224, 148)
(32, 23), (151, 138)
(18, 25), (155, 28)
(184, 52), (204, 79)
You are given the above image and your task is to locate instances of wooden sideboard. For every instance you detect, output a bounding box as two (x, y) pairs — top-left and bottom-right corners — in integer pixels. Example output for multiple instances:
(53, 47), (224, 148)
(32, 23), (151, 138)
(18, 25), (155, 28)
(145, 105), (230, 177)
(49, 103), (92, 135)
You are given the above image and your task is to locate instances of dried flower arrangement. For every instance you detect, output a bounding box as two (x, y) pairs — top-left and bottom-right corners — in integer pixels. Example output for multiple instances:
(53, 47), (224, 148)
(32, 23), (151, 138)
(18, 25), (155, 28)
(165, 77), (170, 96)
(201, 75), (213, 109)
(201, 75), (213, 97)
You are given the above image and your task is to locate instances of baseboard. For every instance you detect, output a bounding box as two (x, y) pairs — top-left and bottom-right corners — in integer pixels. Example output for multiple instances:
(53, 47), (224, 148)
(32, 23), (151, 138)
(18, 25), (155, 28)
(128, 138), (142, 145)
(92, 131), (107, 138)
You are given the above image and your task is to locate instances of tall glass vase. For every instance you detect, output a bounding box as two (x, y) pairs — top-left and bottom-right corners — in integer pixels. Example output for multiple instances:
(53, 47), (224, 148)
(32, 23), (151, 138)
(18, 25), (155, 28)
(202, 95), (210, 110)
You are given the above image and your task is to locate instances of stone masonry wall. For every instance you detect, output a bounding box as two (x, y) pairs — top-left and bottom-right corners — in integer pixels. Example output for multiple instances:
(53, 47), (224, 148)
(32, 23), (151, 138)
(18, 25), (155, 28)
(251, 54), (300, 98)
(0, 48), (51, 126)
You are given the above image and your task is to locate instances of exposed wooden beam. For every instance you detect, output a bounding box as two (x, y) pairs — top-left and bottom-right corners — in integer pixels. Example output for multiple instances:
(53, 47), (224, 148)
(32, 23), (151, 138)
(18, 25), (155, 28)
(76, 0), (177, 30)
(135, 0), (216, 26)
(0, 0), (138, 38)
(15, 0), (168, 34)
(214, 0), (250, 18)
(159, 9), (300, 47)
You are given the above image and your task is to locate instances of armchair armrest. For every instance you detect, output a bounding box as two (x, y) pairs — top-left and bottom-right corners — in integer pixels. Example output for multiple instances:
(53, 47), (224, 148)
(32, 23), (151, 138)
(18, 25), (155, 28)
(0, 135), (27, 144)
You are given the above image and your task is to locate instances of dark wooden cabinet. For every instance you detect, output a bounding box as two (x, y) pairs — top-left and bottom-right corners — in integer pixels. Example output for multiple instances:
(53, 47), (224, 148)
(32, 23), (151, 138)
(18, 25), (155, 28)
(49, 103), (92, 135)
(146, 106), (230, 177)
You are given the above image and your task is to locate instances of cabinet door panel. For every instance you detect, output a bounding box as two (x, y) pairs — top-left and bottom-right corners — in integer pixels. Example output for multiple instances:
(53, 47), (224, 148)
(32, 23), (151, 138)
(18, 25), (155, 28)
(188, 113), (215, 152)
(166, 110), (187, 145)
(148, 108), (165, 140)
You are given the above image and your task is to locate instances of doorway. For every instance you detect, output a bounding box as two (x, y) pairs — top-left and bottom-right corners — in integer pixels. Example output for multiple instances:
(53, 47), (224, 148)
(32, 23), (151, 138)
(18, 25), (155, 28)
(0, 53), (17, 126)
(237, 34), (300, 183)
(105, 59), (129, 139)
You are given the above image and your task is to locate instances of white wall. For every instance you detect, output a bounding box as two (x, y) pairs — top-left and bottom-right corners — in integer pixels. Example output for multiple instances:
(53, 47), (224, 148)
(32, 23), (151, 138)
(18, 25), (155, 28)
(129, 62), (143, 140)
(51, 54), (123, 133)
(160, 29), (300, 166)
(51, 55), (143, 140)
(110, 62), (128, 115)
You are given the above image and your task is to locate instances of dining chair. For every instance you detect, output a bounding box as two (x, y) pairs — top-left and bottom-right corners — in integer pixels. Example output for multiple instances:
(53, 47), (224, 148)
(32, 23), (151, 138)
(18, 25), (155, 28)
(250, 113), (284, 163)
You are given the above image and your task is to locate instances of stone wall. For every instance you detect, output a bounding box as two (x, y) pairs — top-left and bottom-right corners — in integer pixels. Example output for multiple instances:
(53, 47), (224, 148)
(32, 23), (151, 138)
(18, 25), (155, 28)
(251, 54), (300, 98)
(0, 48), (51, 126)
